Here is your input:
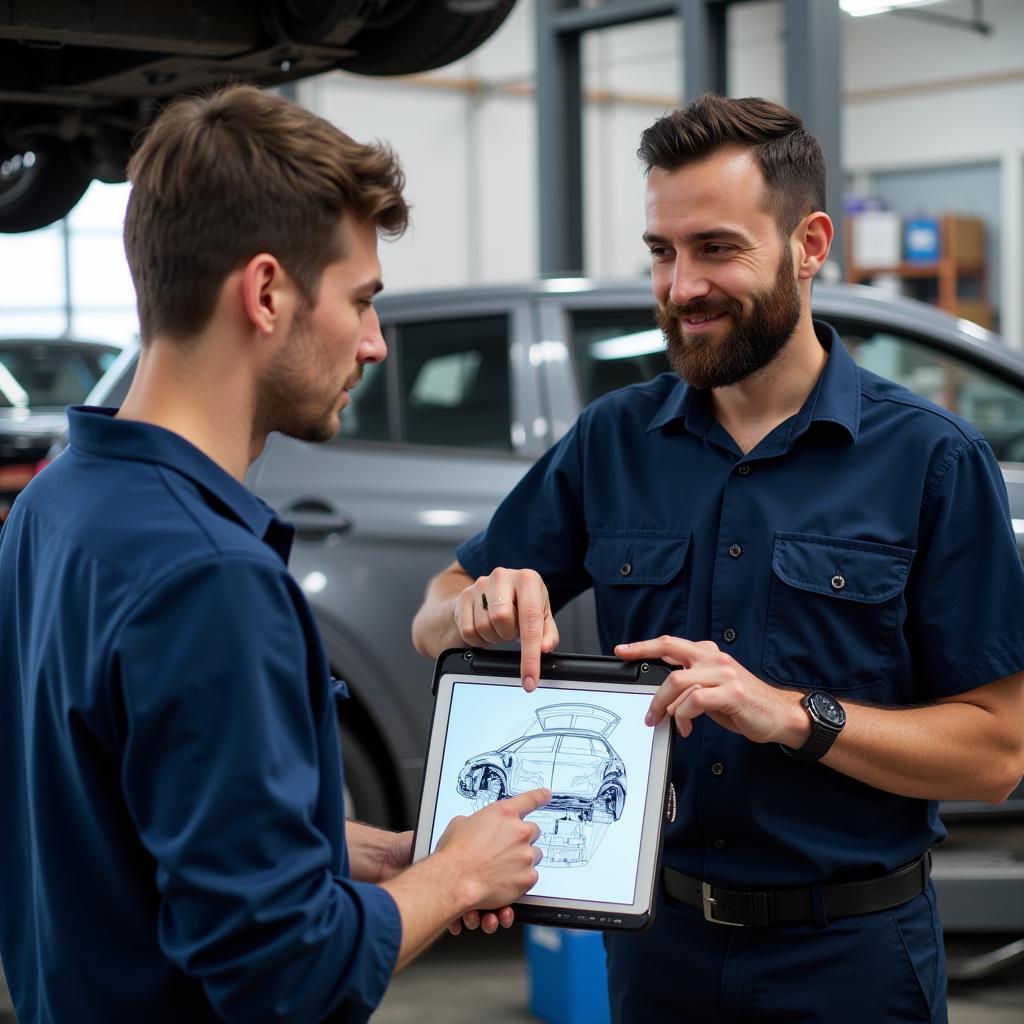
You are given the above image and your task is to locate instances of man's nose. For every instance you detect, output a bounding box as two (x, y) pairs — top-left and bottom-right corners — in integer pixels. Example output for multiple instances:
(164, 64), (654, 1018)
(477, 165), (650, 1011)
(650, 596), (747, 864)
(668, 256), (712, 309)
(359, 306), (387, 363)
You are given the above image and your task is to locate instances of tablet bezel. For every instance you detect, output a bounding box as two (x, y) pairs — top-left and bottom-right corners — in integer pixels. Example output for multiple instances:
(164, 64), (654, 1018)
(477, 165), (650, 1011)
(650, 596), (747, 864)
(412, 649), (673, 931)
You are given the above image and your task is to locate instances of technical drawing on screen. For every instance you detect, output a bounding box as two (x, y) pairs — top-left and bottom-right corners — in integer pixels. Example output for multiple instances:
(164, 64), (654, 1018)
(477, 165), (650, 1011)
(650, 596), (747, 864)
(456, 703), (626, 867)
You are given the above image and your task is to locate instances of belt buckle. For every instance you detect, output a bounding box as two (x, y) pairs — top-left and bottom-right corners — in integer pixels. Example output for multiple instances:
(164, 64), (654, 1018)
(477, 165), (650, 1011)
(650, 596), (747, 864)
(702, 882), (749, 927)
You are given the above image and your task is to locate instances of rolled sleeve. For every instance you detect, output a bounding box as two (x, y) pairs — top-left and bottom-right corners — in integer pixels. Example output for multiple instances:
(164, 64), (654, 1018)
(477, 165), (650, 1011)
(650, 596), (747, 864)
(909, 438), (1024, 695)
(456, 418), (590, 611)
(115, 556), (399, 1022)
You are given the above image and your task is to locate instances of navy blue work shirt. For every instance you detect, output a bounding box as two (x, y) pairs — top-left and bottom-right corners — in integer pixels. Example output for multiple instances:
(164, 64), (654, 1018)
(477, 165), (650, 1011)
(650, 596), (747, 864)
(457, 322), (1024, 889)
(0, 408), (400, 1023)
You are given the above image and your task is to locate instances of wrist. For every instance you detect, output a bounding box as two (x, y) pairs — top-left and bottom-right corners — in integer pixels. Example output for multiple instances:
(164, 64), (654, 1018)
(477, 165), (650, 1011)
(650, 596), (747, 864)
(778, 692), (813, 749)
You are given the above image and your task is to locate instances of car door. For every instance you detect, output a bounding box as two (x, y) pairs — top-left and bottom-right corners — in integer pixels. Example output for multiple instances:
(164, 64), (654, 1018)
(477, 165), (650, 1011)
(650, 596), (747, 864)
(508, 734), (558, 793)
(249, 295), (545, 826)
(550, 734), (603, 798)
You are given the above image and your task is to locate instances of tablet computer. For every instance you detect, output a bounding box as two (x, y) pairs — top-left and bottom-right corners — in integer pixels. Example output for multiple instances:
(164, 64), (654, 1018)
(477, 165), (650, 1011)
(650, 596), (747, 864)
(412, 648), (674, 931)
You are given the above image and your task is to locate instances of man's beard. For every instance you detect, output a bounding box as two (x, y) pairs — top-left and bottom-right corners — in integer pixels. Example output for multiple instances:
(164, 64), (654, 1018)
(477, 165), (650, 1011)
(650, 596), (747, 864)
(657, 247), (802, 390)
(254, 306), (357, 444)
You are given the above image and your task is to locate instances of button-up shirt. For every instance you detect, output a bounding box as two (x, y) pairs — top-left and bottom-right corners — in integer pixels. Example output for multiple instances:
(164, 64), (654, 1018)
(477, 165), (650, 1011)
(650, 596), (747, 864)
(0, 408), (400, 1023)
(457, 323), (1024, 889)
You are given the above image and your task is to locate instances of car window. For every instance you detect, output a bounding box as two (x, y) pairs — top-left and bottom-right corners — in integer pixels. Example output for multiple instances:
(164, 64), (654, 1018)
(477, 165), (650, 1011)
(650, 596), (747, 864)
(517, 735), (557, 753)
(334, 359), (389, 443)
(558, 736), (594, 755)
(395, 315), (512, 450)
(834, 321), (1024, 463)
(0, 344), (120, 407)
(568, 308), (668, 405)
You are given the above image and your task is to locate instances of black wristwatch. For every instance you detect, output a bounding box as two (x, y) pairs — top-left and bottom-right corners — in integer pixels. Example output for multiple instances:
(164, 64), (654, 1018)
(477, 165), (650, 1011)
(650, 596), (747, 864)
(781, 691), (846, 762)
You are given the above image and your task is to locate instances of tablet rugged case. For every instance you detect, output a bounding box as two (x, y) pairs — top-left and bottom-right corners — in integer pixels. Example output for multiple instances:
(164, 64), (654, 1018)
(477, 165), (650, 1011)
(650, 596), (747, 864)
(420, 648), (674, 931)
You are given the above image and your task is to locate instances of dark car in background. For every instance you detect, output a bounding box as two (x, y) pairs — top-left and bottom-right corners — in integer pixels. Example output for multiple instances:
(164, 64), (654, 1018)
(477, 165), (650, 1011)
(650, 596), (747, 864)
(65, 279), (1024, 970)
(0, 337), (121, 518)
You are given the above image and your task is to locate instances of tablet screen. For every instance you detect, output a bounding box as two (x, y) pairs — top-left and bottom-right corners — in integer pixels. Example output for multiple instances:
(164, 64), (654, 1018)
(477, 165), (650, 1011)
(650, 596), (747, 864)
(423, 675), (662, 908)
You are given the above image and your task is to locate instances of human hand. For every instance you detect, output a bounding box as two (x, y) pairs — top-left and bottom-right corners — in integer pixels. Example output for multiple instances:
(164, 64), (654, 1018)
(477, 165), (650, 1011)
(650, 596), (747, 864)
(615, 636), (809, 746)
(377, 830), (413, 884)
(435, 787), (550, 911)
(448, 906), (516, 936)
(452, 568), (559, 691)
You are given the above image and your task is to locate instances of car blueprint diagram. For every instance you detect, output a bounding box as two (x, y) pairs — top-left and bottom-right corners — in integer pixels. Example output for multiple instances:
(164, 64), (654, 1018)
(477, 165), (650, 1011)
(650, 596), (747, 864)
(456, 703), (626, 866)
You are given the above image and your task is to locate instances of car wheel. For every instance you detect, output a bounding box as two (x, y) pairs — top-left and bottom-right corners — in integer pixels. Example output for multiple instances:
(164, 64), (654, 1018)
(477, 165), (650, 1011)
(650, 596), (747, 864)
(337, 0), (517, 76)
(0, 138), (92, 233)
(594, 783), (624, 823)
(339, 721), (393, 828)
(472, 771), (505, 811)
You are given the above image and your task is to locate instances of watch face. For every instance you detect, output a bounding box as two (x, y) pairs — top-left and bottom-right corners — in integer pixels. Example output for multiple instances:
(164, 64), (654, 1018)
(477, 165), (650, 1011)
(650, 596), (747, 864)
(810, 693), (845, 727)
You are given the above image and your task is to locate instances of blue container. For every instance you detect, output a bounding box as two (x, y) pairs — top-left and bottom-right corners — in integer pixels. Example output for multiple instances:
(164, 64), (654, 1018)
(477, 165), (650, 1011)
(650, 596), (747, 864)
(903, 217), (940, 263)
(525, 926), (611, 1024)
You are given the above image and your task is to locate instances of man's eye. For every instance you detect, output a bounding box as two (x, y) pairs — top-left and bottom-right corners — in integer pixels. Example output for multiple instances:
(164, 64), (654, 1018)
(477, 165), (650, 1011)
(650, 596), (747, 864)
(648, 246), (672, 260)
(704, 244), (734, 256)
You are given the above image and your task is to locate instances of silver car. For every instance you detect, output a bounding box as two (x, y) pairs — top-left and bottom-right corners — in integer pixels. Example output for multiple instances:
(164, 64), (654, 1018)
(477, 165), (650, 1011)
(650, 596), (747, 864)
(79, 279), (1024, 829)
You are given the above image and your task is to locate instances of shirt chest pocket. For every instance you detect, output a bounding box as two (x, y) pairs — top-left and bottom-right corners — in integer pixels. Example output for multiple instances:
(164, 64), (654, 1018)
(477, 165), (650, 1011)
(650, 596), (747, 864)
(584, 530), (692, 643)
(762, 532), (915, 692)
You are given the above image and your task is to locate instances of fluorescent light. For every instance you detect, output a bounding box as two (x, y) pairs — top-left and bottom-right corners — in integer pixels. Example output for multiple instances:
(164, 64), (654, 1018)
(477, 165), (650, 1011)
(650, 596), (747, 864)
(840, 0), (946, 16)
(418, 509), (468, 527)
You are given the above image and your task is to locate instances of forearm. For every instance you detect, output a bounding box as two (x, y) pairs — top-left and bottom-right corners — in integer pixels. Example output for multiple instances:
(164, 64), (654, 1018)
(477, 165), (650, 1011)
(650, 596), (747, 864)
(345, 820), (397, 883)
(823, 677), (1024, 803)
(412, 561), (473, 659)
(381, 851), (472, 972)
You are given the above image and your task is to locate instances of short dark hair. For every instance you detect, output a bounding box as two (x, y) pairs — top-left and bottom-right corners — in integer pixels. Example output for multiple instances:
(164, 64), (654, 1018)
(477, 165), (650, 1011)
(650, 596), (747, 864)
(638, 94), (826, 235)
(124, 83), (409, 344)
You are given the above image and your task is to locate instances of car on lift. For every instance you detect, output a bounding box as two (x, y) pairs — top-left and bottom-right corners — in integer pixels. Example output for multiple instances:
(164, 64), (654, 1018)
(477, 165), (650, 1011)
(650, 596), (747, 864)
(0, 0), (517, 233)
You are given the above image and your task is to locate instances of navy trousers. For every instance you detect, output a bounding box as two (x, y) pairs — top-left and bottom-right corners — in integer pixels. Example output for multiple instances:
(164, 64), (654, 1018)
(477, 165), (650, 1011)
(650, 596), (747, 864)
(604, 883), (947, 1023)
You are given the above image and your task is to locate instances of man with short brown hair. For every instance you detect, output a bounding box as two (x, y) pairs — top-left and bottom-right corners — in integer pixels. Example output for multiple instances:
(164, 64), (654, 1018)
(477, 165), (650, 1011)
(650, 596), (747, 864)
(0, 84), (548, 1023)
(413, 94), (1024, 1023)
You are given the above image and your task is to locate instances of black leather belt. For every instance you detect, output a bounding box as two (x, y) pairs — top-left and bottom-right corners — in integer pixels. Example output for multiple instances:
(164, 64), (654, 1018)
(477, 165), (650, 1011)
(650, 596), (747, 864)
(663, 851), (931, 927)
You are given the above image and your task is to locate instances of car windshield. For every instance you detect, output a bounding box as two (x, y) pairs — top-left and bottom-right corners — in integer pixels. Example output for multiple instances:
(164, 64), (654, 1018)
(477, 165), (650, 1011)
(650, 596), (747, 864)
(0, 342), (120, 409)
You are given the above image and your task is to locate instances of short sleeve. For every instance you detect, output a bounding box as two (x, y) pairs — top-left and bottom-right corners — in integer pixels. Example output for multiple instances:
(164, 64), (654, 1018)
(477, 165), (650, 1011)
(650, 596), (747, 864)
(115, 556), (400, 1023)
(907, 438), (1024, 696)
(456, 419), (591, 611)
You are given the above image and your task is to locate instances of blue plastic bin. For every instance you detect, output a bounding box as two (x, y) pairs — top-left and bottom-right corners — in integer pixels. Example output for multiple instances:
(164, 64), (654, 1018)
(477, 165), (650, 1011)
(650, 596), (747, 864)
(525, 926), (611, 1024)
(904, 217), (940, 262)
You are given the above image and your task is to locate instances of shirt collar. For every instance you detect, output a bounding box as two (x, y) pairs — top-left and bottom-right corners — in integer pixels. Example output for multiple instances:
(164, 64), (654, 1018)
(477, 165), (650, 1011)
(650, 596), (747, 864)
(646, 320), (860, 445)
(67, 407), (290, 557)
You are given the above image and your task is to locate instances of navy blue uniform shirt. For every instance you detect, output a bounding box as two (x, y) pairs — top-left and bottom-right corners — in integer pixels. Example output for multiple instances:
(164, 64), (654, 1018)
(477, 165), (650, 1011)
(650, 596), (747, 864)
(458, 322), (1024, 888)
(0, 408), (400, 1023)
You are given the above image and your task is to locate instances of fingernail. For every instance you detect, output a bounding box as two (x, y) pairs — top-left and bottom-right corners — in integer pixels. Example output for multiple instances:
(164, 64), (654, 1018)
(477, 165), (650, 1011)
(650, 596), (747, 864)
(616, 643), (629, 651)
(524, 676), (535, 690)
(645, 711), (654, 726)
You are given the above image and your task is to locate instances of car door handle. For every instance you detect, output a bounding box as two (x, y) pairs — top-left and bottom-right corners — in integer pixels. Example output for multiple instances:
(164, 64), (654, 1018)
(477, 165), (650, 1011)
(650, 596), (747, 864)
(282, 501), (353, 540)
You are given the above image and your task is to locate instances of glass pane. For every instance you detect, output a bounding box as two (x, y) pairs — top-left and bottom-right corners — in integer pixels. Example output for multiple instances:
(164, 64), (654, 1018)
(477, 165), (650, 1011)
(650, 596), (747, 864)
(519, 735), (556, 752)
(0, 227), (65, 308)
(334, 359), (388, 443)
(568, 308), (668, 405)
(836, 322), (1024, 463)
(559, 736), (593, 755)
(0, 342), (122, 407)
(396, 315), (511, 450)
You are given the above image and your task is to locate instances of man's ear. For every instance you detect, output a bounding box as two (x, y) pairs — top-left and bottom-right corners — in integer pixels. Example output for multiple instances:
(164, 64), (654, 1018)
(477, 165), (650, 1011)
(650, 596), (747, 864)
(240, 253), (292, 337)
(794, 212), (834, 281)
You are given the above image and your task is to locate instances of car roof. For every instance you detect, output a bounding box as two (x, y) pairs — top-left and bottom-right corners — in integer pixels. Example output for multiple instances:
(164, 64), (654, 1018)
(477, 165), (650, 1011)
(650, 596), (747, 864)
(0, 336), (122, 352)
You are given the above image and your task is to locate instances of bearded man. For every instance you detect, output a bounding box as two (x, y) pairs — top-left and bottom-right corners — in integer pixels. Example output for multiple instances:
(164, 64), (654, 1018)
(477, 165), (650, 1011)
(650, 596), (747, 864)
(412, 94), (1024, 1024)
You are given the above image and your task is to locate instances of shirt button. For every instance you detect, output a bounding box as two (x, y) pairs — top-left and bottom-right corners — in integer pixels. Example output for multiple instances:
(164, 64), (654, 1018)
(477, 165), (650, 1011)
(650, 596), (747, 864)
(711, 762), (725, 776)
(728, 544), (742, 558)
(713, 837), (728, 850)
(737, 464), (751, 476)
(619, 562), (632, 577)
(723, 627), (737, 643)
(831, 574), (846, 590)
